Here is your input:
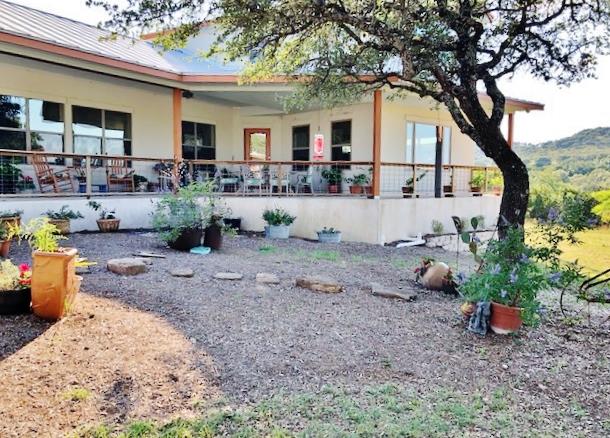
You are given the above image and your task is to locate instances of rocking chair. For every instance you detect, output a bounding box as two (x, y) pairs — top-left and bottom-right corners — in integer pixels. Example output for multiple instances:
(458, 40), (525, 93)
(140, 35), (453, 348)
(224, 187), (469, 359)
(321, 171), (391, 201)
(106, 159), (135, 192)
(32, 154), (75, 193)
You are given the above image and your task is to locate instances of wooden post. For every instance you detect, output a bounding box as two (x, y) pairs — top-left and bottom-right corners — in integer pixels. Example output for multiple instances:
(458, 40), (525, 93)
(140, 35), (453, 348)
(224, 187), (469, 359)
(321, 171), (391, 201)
(507, 112), (514, 149)
(172, 88), (183, 191)
(434, 126), (443, 198)
(85, 155), (92, 196)
(372, 89), (382, 198)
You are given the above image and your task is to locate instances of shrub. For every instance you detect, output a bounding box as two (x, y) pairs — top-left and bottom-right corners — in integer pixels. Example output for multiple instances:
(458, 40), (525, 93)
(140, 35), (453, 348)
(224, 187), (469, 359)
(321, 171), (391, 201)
(87, 201), (116, 220)
(15, 217), (66, 252)
(262, 208), (296, 226)
(431, 220), (444, 234)
(45, 205), (84, 221)
(591, 189), (610, 224)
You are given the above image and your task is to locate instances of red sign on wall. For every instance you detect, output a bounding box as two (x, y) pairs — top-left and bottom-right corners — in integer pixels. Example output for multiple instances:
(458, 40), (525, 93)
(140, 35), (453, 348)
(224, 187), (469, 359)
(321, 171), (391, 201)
(313, 134), (324, 161)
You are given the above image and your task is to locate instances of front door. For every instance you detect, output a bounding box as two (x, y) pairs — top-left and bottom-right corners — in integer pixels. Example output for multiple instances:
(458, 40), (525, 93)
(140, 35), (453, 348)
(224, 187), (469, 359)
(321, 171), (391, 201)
(244, 128), (271, 161)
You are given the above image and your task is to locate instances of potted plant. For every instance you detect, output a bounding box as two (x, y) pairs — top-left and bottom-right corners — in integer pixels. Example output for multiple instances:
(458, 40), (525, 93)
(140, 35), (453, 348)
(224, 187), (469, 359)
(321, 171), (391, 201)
(15, 217), (81, 320)
(459, 228), (547, 334)
(317, 227), (342, 243)
(87, 201), (120, 232)
(0, 209), (23, 229)
(0, 260), (32, 315)
(489, 174), (503, 196)
(402, 171), (427, 198)
(203, 198), (235, 250)
(45, 205), (83, 234)
(0, 161), (22, 194)
(345, 173), (370, 195)
(16, 175), (35, 193)
(262, 208), (296, 239)
(321, 168), (343, 194)
(134, 174), (148, 192)
(470, 172), (485, 195)
(152, 182), (213, 251)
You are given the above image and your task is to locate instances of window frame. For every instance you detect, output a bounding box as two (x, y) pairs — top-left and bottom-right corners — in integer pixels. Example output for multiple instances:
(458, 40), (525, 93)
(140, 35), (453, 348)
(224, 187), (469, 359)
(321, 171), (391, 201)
(0, 95), (65, 154)
(291, 124), (310, 170)
(330, 119), (352, 163)
(181, 120), (216, 160)
(72, 105), (132, 156)
(405, 121), (452, 165)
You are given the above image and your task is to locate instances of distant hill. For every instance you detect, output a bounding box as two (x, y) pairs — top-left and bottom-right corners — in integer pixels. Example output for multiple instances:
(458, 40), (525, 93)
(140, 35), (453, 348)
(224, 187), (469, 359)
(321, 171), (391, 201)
(514, 127), (610, 192)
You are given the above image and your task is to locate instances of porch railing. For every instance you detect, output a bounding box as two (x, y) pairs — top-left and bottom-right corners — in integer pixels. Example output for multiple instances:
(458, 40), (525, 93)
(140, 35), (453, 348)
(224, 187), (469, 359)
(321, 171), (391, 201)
(0, 149), (502, 198)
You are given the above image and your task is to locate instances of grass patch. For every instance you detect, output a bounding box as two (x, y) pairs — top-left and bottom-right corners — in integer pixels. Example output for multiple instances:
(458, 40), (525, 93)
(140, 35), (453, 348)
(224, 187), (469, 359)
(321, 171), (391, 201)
(558, 226), (610, 274)
(62, 387), (91, 402)
(258, 244), (277, 254)
(76, 383), (559, 437)
(308, 250), (340, 262)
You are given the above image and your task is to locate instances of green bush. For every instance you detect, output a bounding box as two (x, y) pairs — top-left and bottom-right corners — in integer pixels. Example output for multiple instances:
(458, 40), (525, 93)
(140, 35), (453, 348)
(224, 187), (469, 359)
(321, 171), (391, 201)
(592, 189), (610, 224)
(262, 208), (296, 226)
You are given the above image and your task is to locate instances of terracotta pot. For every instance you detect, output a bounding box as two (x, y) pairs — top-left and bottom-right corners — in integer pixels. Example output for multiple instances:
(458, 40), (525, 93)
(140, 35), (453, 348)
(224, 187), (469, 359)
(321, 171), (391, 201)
(31, 248), (81, 320)
(0, 288), (31, 315)
(0, 240), (10, 258)
(168, 227), (203, 251)
(490, 301), (523, 334)
(328, 184), (341, 194)
(96, 218), (120, 232)
(48, 218), (70, 235)
(364, 185), (373, 196)
(349, 185), (363, 194)
(492, 186), (502, 196)
(204, 224), (223, 250)
(470, 186), (481, 193)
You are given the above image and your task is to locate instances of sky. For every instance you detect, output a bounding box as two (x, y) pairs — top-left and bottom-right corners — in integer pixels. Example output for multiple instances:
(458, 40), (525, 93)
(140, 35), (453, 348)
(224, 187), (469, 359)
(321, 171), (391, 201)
(7, 0), (610, 144)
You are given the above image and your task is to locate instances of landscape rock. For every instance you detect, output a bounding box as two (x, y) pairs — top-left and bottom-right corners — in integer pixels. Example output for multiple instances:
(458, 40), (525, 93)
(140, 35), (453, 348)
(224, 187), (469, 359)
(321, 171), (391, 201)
(256, 273), (280, 284)
(296, 276), (343, 293)
(214, 272), (243, 280)
(107, 258), (148, 276)
(369, 283), (417, 301)
(171, 268), (194, 278)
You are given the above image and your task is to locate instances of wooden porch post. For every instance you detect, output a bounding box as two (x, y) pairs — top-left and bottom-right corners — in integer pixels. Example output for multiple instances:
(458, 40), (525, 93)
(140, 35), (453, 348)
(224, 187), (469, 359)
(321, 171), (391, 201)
(507, 112), (514, 149)
(434, 126), (443, 198)
(372, 89), (382, 198)
(173, 88), (183, 190)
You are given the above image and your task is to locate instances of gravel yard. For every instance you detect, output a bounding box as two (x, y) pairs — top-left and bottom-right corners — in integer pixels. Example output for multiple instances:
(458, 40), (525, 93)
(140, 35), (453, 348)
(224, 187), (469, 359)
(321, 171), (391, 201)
(1, 231), (609, 436)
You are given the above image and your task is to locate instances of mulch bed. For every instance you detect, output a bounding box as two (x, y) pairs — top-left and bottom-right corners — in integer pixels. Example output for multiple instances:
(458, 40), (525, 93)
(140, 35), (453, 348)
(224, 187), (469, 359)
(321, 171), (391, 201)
(1, 231), (609, 436)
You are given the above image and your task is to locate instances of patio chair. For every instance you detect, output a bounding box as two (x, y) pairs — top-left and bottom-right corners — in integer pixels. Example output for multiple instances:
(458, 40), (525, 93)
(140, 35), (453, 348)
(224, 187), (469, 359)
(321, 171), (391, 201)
(106, 159), (135, 192)
(295, 167), (313, 194)
(269, 164), (292, 194)
(240, 165), (263, 194)
(214, 167), (240, 192)
(32, 154), (75, 193)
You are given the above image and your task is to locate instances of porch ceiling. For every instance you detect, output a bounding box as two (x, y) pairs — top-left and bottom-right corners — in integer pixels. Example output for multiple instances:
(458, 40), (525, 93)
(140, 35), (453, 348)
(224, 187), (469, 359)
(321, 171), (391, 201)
(194, 90), (291, 113)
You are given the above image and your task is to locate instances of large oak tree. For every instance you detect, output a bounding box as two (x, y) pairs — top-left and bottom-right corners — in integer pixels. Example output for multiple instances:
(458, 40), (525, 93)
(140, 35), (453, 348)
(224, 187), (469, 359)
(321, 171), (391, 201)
(91, 0), (610, 233)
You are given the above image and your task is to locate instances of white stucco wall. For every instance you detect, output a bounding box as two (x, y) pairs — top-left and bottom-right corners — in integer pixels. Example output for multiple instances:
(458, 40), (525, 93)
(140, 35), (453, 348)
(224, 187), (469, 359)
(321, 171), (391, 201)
(0, 194), (501, 245)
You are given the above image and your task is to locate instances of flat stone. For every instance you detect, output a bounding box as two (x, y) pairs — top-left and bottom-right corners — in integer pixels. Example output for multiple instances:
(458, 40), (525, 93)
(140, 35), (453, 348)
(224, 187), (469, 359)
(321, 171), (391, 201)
(256, 273), (280, 284)
(296, 276), (343, 293)
(107, 258), (147, 276)
(171, 268), (194, 278)
(214, 272), (243, 280)
(369, 283), (417, 301)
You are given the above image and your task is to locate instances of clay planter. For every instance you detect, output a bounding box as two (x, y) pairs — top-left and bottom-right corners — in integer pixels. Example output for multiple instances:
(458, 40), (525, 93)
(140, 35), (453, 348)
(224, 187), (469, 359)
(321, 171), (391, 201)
(402, 186), (414, 198)
(490, 301), (523, 334)
(492, 186), (502, 196)
(0, 240), (10, 258)
(0, 288), (31, 315)
(204, 224), (223, 250)
(349, 185), (364, 195)
(364, 185), (373, 196)
(327, 184), (341, 194)
(470, 186), (482, 193)
(96, 218), (120, 232)
(48, 218), (70, 235)
(31, 248), (81, 320)
(168, 227), (203, 251)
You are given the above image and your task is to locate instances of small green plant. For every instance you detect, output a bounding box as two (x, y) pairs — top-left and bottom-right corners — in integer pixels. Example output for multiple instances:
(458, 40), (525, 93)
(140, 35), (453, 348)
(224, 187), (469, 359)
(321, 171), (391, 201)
(405, 171), (428, 187)
(0, 209), (23, 218)
(431, 220), (444, 235)
(16, 217), (66, 252)
(45, 205), (84, 221)
(262, 208), (296, 226)
(345, 173), (370, 186)
(321, 167), (342, 184)
(62, 387), (91, 402)
(319, 227), (340, 234)
(259, 244), (276, 253)
(87, 201), (116, 220)
(470, 172), (486, 188)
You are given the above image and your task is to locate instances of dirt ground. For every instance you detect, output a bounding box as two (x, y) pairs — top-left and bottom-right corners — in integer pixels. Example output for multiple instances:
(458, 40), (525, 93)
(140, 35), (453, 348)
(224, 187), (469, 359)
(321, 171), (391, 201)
(1, 232), (609, 437)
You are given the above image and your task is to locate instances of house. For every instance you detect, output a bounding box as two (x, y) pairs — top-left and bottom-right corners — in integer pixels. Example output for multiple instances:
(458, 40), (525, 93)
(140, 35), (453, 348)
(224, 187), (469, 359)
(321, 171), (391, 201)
(0, 0), (543, 244)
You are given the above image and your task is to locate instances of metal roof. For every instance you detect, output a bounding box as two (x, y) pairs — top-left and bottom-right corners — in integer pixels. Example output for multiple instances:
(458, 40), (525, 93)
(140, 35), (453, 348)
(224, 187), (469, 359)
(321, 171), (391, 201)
(0, 0), (178, 73)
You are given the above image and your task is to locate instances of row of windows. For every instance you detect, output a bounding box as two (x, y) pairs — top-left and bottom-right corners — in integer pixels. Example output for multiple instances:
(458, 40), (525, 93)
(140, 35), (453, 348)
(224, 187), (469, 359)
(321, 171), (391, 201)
(0, 94), (132, 156)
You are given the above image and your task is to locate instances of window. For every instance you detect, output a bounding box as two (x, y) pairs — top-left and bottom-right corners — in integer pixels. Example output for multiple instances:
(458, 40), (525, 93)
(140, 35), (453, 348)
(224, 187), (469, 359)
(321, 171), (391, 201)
(72, 106), (131, 156)
(0, 95), (65, 157)
(405, 122), (451, 165)
(292, 125), (309, 170)
(182, 121), (215, 160)
(331, 120), (351, 162)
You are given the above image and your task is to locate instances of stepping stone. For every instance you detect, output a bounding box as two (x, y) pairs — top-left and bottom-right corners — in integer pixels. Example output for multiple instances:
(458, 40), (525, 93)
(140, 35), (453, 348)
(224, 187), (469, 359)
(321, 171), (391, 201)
(171, 268), (194, 278)
(107, 258), (147, 276)
(296, 276), (343, 293)
(214, 272), (243, 280)
(256, 273), (280, 284)
(369, 283), (417, 301)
